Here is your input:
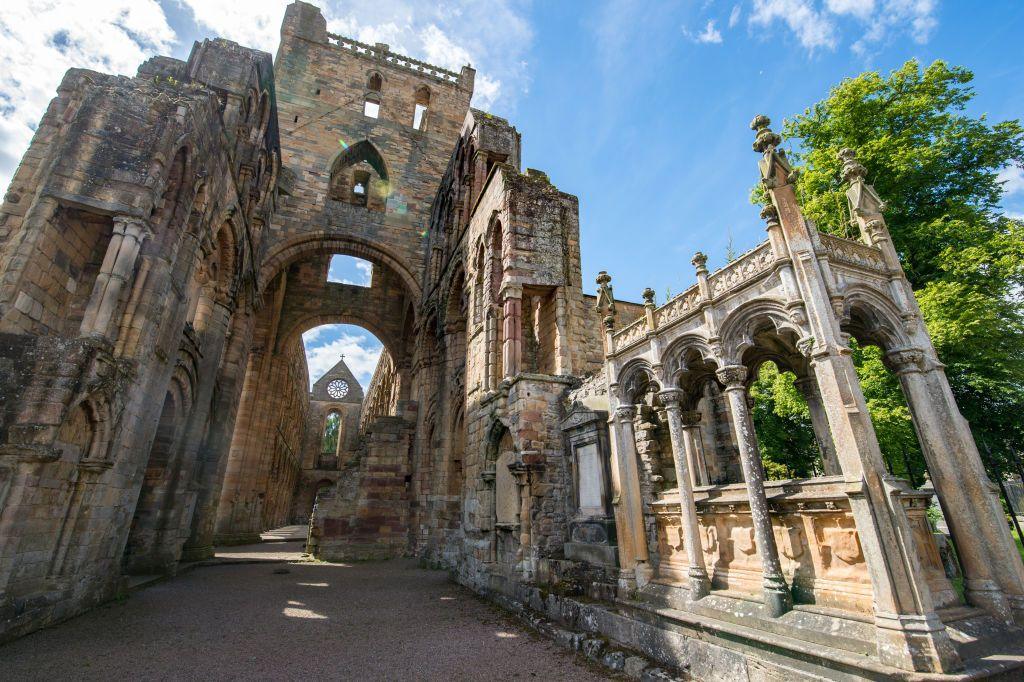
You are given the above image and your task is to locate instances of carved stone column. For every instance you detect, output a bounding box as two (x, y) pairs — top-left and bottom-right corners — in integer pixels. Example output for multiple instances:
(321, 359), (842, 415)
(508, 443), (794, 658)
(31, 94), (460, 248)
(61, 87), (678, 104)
(887, 348), (1024, 622)
(794, 377), (841, 475)
(717, 365), (791, 616)
(501, 284), (522, 379)
(609, 405), (651, 584)
(680, 410), (710, 486)
(659, 390), (710, 599)
(80, 215), (150, 340)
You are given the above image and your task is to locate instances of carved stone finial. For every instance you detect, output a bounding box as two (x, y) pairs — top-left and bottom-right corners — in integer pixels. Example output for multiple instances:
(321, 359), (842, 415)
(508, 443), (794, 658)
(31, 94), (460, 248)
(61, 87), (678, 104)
(838, 147), (867, 184)
(751, 114), (782, 153)
(595, 270), (616, 320)
(642, 287), (655, 305)
(760, 204), (780, 228)
(691, 252), (708, 274)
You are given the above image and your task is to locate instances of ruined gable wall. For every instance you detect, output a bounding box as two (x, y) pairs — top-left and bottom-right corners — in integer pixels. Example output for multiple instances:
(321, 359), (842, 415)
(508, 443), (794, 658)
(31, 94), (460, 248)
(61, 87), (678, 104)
(268, 1), (473, 293)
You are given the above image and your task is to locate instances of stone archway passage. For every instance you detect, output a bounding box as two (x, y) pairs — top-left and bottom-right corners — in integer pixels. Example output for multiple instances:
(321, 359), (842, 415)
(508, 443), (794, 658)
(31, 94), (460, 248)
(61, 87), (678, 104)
(0, 547), (608, 681)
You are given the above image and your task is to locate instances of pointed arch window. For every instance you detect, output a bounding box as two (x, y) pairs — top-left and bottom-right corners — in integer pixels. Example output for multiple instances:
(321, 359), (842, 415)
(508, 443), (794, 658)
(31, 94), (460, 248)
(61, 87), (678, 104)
(328, 140), (389, 212)
(412, 86), (430, 130)
(321, 410), (342, 455)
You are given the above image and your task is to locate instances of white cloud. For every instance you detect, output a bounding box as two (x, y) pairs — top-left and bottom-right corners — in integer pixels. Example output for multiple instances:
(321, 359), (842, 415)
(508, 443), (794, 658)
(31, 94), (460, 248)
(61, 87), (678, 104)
(826, 0), (875, 20)
(176, 0), (289, 54)
(729, 5), (743, 28)
(998, 165), (1024, 197)
(302, 326), (383, 388)
(749, 0), (938, 55)
(0, 0), (176, 192)
(750, 0), (837, 51)
(697, 20), (724, 44)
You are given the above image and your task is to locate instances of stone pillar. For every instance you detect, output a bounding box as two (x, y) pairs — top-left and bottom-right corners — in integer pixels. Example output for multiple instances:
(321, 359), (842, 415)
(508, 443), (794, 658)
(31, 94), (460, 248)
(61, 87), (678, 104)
(888, 349), (1024, 622)
(609, 405), (651, 584)
(751, 121), (958, 670)
(794, 377), (841, 475)
(80, 215), (150, 340)
(717, 365), (791, 616)
(679, 410), (710, 486)
(501, 285), (522, 379)
(485, 309), (498, 391)
(659, 390), (710, 599)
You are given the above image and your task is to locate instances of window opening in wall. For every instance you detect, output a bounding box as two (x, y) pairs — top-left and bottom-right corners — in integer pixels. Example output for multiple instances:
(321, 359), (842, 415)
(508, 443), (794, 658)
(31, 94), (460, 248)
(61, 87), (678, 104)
(412, 86), (430, 130)
(363, 96), (379, 119)
(321, 411), (341, 454)
(315, 88), (321, 95)
(351, 170), (370, 206)
(367, 72), (382, 92)
(327, 255), (373, 287)
(293, 115), (298, 123)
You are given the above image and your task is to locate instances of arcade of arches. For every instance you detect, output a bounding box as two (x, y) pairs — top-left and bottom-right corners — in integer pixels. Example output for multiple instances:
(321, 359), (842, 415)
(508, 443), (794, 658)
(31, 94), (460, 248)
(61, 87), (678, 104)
(0, 2), (1022, 678)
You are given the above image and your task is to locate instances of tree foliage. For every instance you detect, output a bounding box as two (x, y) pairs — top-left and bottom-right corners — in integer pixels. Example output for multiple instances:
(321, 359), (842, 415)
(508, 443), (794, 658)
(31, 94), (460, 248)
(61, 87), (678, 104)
(752, 59), (1024, 481)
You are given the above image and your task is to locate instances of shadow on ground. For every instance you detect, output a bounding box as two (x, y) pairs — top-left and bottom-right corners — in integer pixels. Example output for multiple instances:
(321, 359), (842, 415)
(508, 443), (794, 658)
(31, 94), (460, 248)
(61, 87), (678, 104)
(0, 543), (608, 681)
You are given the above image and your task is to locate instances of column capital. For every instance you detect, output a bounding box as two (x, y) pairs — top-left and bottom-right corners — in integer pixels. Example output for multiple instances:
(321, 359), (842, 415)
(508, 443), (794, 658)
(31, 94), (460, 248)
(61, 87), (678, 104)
(679, 410), (702, 427)
(657, 388), (685, 408)
(614, 405), (636, 423)
(112, 214), (150, 238)
(884, 347), (925, 374)
(792, 375), (820, 395)
(716, 365), (748, 388)
(499, 282), (522, 300)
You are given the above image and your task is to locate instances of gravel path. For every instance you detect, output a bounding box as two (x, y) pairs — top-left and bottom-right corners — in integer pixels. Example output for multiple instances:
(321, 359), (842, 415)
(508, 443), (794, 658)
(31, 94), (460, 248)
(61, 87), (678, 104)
(0, 542), (608, 681)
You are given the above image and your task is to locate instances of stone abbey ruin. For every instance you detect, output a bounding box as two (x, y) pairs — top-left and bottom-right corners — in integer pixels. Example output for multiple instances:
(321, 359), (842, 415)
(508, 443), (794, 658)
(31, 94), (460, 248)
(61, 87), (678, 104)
(1, 2), (1023, 678)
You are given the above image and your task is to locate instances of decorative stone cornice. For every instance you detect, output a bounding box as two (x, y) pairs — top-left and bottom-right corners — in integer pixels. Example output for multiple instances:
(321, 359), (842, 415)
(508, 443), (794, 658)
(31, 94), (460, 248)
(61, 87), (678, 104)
(716, 365), (748, 388)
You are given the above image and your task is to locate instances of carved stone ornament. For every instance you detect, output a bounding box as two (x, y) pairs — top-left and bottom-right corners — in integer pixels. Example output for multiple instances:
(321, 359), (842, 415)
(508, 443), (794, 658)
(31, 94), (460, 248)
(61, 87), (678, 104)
(691, 251), (708, 273)
(750, 115), (781, 153)
(657, 388), (684, 408)
(679, 410), (702, 427)
(642, 287), (656, 306)
(595, 270), (616, 319)
(838, 148), (867, 184)
(796, 336), (816, 358)
(760, 204), (780, 227)
(614, 405), (636, 422)
(885, 348), (925, 374)
(716, 365), (748, 388)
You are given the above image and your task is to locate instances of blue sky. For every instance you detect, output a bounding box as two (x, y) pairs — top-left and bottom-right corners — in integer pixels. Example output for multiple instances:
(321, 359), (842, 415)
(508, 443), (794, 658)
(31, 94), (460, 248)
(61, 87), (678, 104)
(3, 1), (1022, 387)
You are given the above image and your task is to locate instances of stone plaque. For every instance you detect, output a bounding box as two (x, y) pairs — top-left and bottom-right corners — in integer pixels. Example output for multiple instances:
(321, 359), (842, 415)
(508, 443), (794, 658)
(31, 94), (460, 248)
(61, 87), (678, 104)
(576, 442), (603, 512)
(495, 451), (518, 525)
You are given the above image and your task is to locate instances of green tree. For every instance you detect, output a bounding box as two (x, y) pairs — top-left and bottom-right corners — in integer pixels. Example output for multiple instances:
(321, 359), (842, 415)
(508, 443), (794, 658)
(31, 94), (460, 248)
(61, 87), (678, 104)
(755, 59), (1024, 480)
(750, 362), (821, 480)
